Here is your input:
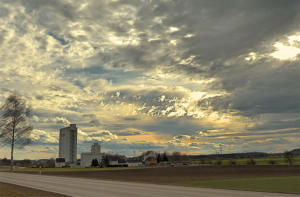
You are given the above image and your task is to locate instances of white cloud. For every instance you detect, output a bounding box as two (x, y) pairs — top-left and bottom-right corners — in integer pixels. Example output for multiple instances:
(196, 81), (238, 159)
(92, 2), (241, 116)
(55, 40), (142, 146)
(30, 129), (58, 144)
(78, 130), (118, 142)
(54, 117), (70, 126)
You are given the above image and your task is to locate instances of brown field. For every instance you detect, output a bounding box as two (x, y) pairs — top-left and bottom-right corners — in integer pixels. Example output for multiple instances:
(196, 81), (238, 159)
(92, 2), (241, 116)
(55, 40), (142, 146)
(17, 165), (300, 184)
(0, 182), (68, 197)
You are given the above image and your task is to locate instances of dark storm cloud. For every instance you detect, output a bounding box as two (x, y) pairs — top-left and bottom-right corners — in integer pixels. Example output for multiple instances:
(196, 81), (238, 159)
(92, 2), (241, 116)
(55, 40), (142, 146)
(106, 87), (184, 105)
(202, 129), (300, 139)
(122, 116), (139, 121)
(113, 131), (144, 136)
(167, 0), (299, 59)
(13, 0), (300, 118)
(91, 0), (300, 134)
(48, 32), (69, 45)
(99, 117), (208, 136)
(0, 6), (9, 18)
(21, 0), (77, 20)
(80, 0), (300, 131)
(138, 118), (207, 135)
(16, 0), (300, 77)
(86, 0), (300, 71)
(104, 87), (187, 118)
(198, 60), (300, 117)
(1, 0), (300, 156)
(89, 119), (102, 127)
(247, 118), (300, 131)
(65, 65), (141, 84)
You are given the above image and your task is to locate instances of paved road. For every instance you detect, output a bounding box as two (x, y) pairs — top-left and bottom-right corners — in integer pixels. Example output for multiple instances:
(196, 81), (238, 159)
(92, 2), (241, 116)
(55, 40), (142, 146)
(0, 172), (298, 197)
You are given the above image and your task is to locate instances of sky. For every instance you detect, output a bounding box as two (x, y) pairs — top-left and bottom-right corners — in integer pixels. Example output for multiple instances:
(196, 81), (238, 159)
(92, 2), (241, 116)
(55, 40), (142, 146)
(0, 0), (300, 159)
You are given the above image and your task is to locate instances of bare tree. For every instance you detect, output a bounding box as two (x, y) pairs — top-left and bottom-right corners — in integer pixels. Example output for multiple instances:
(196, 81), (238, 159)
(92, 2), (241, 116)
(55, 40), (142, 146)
(284, 151), (294, 165)
(172, 151), (182, 162)
(0, 93), (33, 172)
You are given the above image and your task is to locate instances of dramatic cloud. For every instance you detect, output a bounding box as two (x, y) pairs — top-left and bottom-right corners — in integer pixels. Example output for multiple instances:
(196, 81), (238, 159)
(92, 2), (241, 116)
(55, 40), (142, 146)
(0, 0), (299, 158)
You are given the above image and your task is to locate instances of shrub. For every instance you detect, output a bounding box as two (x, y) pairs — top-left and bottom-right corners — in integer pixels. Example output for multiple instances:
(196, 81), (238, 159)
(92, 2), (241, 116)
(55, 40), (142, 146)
(268, 160), (276, 165)
(215, 160), (222, 165)
(284, 151), (294, 165)
(247, 158), (256, 166)
(229, 160), (237, 165)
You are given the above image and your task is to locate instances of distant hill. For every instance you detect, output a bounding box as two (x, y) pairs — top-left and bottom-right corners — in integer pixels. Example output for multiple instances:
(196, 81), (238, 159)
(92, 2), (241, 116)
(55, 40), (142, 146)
(189, 152), (270, 160)
(290, 149), (300, 154)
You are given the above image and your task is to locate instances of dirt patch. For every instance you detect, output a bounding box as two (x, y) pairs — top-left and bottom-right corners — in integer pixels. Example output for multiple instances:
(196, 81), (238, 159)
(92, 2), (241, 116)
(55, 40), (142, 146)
(17, 165), (300, 184)
(0, 182), (68, 197)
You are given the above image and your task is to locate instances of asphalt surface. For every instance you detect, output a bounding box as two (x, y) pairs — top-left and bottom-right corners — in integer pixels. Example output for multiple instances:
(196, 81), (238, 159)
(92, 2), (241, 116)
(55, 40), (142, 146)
(0, 172), (298, 197)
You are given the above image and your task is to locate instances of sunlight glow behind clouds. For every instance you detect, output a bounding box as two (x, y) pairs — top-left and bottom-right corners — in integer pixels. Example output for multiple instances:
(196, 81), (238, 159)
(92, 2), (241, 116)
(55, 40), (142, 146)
(168, 26), (179, 33)
(271, 42), (300, 60)
(271, 34), (300, 60)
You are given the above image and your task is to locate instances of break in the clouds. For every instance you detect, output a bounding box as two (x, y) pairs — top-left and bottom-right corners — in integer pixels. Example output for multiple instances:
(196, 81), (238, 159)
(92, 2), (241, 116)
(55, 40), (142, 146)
(0, 0), (300, 159)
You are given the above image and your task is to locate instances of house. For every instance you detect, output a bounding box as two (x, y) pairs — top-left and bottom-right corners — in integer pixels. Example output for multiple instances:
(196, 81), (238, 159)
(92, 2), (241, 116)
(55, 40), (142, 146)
(55, 158), (66, 168)
(107, 156), (128, 167)
(143, 151), (157, 166)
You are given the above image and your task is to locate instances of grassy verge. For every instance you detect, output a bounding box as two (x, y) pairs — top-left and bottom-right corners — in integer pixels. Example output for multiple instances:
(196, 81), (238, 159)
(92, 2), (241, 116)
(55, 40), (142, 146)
(11, 166), (154, 173)
(172, 176), (300, 194)
(0, 182), (68, 197)
(0, 166), (10, 171)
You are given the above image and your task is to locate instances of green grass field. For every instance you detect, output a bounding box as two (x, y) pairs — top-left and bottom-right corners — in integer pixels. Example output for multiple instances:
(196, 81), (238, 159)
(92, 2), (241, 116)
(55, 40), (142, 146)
(233, 157), (300, 165)
(173, 176), (300, 194)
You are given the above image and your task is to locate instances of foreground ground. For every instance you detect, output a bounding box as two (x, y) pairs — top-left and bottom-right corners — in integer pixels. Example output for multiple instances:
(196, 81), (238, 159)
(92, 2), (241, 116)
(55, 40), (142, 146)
(0, 172), (298, 197)
(13, 165), (300, 194)
(0, 182), (68, 197)
(174, 176), (300, 194)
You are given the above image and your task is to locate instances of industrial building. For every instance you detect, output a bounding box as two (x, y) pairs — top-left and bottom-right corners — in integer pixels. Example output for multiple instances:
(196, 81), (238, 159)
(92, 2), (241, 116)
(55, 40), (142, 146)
(81, 143), (102, 167)
(59, 124), (77, 164)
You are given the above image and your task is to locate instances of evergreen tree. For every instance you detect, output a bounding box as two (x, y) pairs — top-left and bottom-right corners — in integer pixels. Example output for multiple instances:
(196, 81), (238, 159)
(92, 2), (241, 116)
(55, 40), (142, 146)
(102, 155), (109, 167)
(91, 159), (99, 167)
(157, 153), (161, 163)
(162, 152), (168, 162)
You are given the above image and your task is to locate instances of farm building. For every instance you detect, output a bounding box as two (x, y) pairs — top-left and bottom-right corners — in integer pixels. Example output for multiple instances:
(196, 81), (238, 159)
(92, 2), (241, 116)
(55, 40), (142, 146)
(81, 143), (103, 167)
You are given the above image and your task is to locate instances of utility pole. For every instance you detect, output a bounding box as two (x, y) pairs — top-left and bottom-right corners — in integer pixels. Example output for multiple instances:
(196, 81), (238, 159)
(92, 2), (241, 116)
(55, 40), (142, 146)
(39, 166), (42, 175)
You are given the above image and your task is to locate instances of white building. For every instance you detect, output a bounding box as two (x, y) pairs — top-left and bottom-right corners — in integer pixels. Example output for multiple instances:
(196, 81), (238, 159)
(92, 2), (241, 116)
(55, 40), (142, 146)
(127, 162), (143, 167)
(55, 158), (66, 168)
(59, 124), (77, 164)
(81, 143), (102, 167)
